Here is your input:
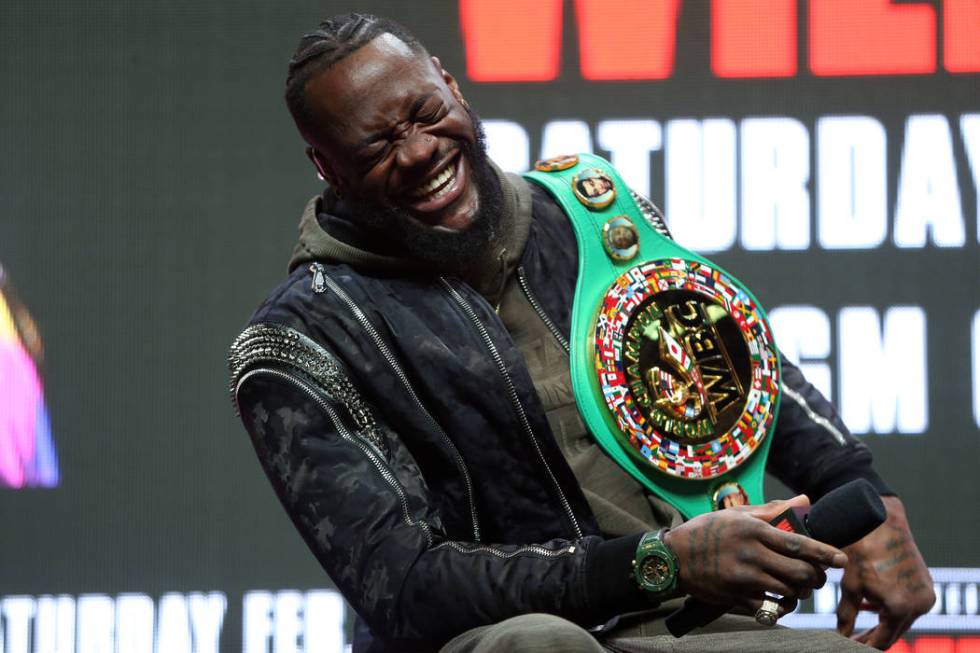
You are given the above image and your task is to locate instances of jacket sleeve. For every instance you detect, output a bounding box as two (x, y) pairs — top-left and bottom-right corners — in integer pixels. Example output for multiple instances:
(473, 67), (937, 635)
(229, 323), (643, 650)
(766, 354), (894, 501)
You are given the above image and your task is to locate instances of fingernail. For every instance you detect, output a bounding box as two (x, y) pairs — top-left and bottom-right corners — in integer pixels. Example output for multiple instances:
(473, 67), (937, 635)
(833, 553), (848, 567)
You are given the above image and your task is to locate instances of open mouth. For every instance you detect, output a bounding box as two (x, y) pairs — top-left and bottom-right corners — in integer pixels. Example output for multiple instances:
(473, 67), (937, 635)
(403, 152), (466, 216)
(410, 156), (458, 200)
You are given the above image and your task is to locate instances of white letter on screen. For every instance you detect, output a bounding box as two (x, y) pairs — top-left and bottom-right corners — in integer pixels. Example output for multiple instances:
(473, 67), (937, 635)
(243, 592), (274, 653)
(482, 120), (529, 173)
(597, 119), (662, 198)
(894, 114), (965, 247)
(961, 114), (980, 244)
(665, 118), (737, 252)
(741, 117), (810, 251)
(767, 306), (833, 401)
(813, 582), (837, 614)
(973, 309), (980, 428)
(817, 116), (888, 249)
(839, 306), (928, 434)
(274, 591), (302, 653)
(156, 593), (192, 653)
(115, 594), (154, 653)
(2, 597), (34, 653)
(189, 592), (226, 653)
(77, 595), (114, 653)
(303, 591), (345, 653)
(34, 595), (75, 653)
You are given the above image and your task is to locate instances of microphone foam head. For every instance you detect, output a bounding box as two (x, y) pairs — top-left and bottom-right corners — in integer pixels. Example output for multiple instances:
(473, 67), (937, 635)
(806, 479), (887, 548)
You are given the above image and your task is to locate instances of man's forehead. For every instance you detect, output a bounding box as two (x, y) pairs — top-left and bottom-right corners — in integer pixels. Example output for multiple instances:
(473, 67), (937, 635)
(338, 33), (429, 85)
(306, 34), (442, 140)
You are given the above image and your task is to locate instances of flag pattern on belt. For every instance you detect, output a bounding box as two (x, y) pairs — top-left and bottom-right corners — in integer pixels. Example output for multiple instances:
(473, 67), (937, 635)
(592, 258), (779, 480)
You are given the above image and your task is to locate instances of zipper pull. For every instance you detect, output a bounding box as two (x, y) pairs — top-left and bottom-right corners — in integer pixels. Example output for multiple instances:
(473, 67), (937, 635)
(309, 262), (327, 294)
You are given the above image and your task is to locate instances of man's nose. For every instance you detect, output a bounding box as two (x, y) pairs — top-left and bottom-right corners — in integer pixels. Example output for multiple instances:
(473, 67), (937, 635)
(395, 131), (439, 170)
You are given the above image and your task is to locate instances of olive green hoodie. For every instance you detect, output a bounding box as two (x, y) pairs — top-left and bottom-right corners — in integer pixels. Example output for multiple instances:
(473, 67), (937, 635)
(286, 162), (533, 307)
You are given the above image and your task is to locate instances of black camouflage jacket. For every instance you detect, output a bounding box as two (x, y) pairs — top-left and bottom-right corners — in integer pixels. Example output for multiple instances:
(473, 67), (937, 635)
(229, 171), (889, 652)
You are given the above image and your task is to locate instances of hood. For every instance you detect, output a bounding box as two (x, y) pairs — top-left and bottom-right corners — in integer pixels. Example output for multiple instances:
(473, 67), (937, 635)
(287, 161), (533, 301)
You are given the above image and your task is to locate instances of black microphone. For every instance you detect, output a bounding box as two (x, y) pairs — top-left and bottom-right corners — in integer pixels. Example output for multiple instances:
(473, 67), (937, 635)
(664, 479), (887, 637)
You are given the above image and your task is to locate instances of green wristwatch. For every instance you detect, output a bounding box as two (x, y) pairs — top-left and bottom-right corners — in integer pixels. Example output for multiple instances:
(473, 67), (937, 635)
(632, 529), (680, 599)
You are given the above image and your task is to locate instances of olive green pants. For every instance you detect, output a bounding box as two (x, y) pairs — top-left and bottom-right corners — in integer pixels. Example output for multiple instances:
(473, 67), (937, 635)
(440, 609), (873, 652)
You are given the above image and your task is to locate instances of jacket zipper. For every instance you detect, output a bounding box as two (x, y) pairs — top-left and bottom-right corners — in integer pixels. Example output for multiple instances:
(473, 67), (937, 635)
(237, 367), (432, 546)
(434, 540), (576, 558)
(310, 264), (482, 542)
(515, 266), (570, 354)
(439, 278), (584, 541)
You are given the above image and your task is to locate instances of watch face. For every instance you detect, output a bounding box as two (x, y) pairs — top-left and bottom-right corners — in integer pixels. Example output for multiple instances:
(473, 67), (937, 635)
(640, 554), (671, 588)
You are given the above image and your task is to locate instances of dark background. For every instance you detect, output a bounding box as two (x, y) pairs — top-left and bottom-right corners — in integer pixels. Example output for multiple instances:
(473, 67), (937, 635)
(1, 0), (977, 650)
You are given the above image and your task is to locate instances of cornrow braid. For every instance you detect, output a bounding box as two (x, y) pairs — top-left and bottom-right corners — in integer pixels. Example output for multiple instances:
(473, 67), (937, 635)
(285, 13), (426, 137)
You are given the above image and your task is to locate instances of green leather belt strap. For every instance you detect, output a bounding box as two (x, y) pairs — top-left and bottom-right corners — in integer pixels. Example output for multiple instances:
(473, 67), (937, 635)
(524, 153), (781, 519)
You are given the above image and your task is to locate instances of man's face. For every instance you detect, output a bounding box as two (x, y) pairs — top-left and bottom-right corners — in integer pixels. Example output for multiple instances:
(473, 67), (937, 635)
(583, 178), (611, 197)
(610, 225), (632, 249)
(303, 34), (484, 237)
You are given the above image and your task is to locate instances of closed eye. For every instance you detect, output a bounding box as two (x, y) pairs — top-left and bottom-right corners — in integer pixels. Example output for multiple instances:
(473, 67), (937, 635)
(412, 94), (446, 123)
(418, 105), (445, 122)
(360, 144), (390, 171)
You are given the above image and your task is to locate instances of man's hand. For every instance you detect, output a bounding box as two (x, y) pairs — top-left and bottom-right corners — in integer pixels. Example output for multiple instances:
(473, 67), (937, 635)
(836, 496), (935, 650)
(663, 495), (847, 615)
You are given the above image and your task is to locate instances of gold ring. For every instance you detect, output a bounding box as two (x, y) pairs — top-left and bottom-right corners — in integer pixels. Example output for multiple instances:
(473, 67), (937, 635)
(754, 598), (780, 627)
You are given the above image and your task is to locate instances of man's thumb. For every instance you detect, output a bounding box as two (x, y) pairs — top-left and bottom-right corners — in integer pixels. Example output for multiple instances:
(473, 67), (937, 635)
(744, 494), (811, 521)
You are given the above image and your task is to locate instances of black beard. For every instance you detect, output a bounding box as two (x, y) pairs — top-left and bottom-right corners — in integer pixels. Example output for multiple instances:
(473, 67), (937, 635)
(345, 108), (505, 271)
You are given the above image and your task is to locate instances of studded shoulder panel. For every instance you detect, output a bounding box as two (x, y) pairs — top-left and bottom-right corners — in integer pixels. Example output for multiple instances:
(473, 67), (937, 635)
(228, 323), (386, 455)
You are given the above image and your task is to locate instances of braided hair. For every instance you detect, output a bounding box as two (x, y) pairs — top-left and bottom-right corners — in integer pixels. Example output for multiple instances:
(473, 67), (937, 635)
(285, 13), (426, 137)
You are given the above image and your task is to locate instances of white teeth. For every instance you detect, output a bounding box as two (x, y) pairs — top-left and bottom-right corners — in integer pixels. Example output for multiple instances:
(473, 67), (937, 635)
(412, 164), (456, 200)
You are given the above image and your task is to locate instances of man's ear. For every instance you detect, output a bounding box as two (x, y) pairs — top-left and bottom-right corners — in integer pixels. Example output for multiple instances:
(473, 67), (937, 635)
(306, 146), (345, 196)
(432, 55), (468, 108)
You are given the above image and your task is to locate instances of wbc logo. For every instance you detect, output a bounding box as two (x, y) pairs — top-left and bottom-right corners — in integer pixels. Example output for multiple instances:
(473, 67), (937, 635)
(623, 291), (748, 445)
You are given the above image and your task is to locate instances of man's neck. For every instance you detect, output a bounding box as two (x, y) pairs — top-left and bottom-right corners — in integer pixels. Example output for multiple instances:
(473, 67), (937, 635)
(457, 162), (533, 305)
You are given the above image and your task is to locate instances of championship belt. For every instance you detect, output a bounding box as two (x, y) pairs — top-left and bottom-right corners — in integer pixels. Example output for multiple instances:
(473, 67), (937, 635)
(524, 153), (781, 518)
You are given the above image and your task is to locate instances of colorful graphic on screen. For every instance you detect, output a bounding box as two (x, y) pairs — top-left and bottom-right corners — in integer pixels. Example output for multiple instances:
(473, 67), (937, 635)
(0, 265), (58, 488)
